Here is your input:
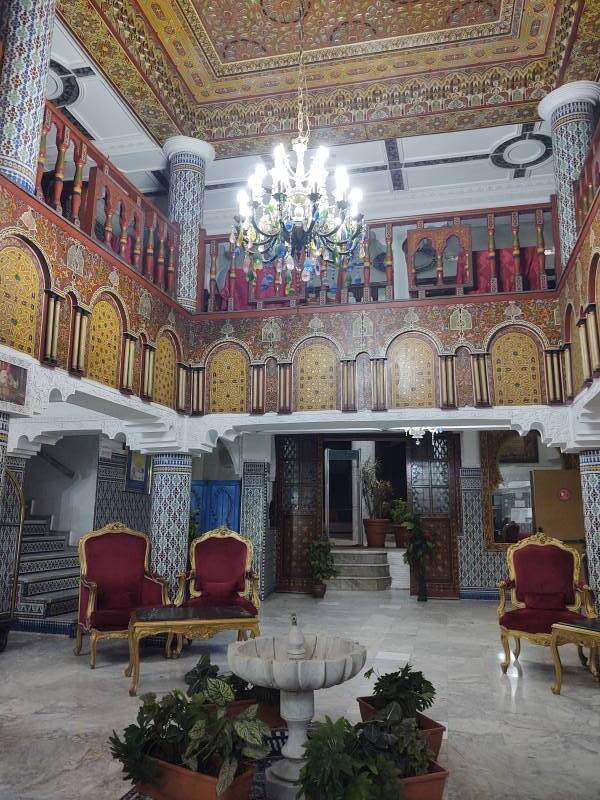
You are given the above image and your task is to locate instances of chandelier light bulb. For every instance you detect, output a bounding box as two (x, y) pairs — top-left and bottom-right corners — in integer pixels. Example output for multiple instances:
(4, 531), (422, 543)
(334, 166), (349, 201)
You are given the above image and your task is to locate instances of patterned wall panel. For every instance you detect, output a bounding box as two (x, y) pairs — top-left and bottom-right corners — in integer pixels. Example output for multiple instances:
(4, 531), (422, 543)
(0, 242), (43, 356)
(93, 453), (150, 533)
(455, 346), (475, 407)
(293, 340), (338, 411)
(264, 357), (278, 413)
(356, 351), (373, 411)
(207, 346), (249, 413)
(571, 327), (585, 394)
(457, 467), (505, 596)
(87, 298), (121, 387)
(491, 330), (542, 405)
(240, 461), (271, 600)
(579, 450), (600, 613)
(153, 333), (177, 408)
(149, 453), (192, 596)
(388, 335), (436, 408)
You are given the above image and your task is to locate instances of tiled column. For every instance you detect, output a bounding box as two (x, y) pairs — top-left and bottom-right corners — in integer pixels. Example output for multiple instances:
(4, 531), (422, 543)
(0, 0), (56, 193)
(148, 453), (192, 597)
(163, 136), (215, 311)
(0, 413), (8, 494)
(579, 449), (600, 612)
(240, 461), (272, 600)
(538, 81), (600, 265)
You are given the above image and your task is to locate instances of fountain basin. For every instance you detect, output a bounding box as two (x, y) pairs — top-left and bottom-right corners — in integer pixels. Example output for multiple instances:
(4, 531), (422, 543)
(228, 633), (366, 692)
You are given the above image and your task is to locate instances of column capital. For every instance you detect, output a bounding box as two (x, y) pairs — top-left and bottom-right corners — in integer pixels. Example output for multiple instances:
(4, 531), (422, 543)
(163, 136), (215, 164)
(538, 81), (600, 121)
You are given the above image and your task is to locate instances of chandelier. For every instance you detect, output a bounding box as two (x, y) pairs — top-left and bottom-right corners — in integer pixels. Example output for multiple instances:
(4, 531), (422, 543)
(231, 1), (365, 292)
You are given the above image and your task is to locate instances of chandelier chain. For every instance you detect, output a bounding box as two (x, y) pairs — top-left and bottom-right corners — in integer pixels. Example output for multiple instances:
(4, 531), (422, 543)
(296, 0), (309, 142)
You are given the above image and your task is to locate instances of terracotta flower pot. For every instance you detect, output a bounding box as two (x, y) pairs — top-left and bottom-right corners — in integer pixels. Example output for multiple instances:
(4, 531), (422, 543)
(364, 518), (388, 547)
(138, 758), (255, 800)
(357, 697), (445, 759)
(311, 582), (327, 599)
(391, 523), (407, 548)
(400, 761), (449, 800)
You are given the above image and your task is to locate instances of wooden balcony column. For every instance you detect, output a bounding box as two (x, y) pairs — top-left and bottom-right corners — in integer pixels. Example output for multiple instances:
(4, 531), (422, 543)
(208, 239), (218, 311)
(487, 213), (498, 293)
(511, 211), (523, 292)
(472, 353), (490, 406)
(384, 223), (394, 299)
(362, 227), (372, 303)
(43, 290), (63, 365)
(535, 209), (547, 289)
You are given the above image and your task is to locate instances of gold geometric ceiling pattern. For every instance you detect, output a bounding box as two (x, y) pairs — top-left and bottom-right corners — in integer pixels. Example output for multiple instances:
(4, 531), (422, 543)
(57, 0), (600, 157)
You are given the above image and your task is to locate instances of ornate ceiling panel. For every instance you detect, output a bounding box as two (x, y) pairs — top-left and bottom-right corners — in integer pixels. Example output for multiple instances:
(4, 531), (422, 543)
(56, 0), (600, 157)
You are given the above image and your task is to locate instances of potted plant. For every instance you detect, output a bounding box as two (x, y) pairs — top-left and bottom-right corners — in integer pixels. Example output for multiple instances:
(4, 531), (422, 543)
(184, 654), (285, 729)
(402, 510), (435, 601)
(389, 498), (411, 548)
(307, 537), (338, 597)
(357, 664), (445, 759)
(299, 708), (449, 800)
(361, 458), (393, 548)
(109, 689), (270, 800)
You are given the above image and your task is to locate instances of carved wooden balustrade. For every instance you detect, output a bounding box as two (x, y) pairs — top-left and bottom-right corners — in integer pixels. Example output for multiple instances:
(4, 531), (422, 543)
(574, 117), (600, 233)
(201, 202), (556, 311)
(35, 102), (178, 296)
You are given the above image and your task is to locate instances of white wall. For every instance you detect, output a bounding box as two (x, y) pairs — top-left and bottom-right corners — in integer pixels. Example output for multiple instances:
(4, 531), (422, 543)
(24, 435), (99, 543)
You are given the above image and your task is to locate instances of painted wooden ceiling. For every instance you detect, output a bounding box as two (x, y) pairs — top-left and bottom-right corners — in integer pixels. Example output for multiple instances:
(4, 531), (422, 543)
(56, 0), (600, 157)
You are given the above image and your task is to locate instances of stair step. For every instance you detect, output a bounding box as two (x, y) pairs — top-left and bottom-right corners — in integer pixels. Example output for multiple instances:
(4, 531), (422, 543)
(327, 576), (392, 591)
(332, 551), (389, 565)
(21, 534), (70, 555)
(18, 568), (80, 597)
(16, 589), (79, 619)
(334, 564), (391, 578)
(19, 550), (79, 573)
(23, 518), (52, 536)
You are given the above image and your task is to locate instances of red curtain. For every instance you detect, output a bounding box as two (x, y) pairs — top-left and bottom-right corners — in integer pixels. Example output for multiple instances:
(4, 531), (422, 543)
(521, 246), (541, 290)
(473, 250), (493, 292)
(472, 247), (541, 293)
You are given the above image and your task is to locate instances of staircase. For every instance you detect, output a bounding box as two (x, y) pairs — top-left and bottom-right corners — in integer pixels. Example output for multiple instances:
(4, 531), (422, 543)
(16, 516), (80, 619)
(328, 548), (392, 591)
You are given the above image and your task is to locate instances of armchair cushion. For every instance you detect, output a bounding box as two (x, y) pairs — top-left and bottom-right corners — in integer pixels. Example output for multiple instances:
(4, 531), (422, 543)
(192, 536), (248, 595)
(524, 592), (566, 610)
(513, 544), (576, 605)
(90, 603), (166, 631)
(499, 607), (585, 635)
(100, 588), (136, 609)
(183, 594), (258, 616)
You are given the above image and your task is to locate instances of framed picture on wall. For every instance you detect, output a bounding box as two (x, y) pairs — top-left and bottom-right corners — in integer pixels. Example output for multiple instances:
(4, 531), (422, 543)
(124, 449), (150, 493)
(0, 359), (27, 406)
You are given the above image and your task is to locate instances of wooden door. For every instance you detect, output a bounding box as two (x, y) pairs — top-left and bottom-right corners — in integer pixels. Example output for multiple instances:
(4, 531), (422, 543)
(275, 434), (323, 592)
(407, 433), (460, 598)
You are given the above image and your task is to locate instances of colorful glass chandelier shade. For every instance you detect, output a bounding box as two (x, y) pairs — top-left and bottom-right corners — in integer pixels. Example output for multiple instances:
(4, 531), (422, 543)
(231, 1), (365, 291)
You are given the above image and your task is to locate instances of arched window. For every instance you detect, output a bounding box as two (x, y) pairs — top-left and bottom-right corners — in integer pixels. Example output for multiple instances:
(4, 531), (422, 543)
(387, 335), (436, 408)
(491, 330), (542, 405)
(87, 297), (122, 387)
(154, 332), (177, 408)
(293, 340), (338, 411)
(0, 239), (44, 356)
(207, 346), (249, 413)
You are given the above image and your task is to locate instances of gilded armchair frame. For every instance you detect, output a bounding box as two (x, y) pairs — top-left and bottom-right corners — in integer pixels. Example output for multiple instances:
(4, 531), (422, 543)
(74, 522), (170, 668)
(175, 526), (260, 611)
(497, 533), (596, 673)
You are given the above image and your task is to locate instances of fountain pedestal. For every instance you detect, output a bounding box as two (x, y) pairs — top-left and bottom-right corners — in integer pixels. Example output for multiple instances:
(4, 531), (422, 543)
(228, 614), (366, 800)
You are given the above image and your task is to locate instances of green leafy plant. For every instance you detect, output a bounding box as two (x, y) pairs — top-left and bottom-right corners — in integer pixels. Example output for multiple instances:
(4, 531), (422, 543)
(401, 511), (435, 568)
(308, 538), (338, 584)
(109, 688), (270, 796)
(356, 702), (431, 779)
(389, 498), (411, 525)
(361, 458), (393, 519)
(184, 654), (280, 709)
(363, 663), (436, 717)
(299, 716), (400, 800)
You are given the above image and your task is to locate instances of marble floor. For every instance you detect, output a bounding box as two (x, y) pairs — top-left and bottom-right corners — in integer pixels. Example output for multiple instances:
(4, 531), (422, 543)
(1, 591), (599, 800)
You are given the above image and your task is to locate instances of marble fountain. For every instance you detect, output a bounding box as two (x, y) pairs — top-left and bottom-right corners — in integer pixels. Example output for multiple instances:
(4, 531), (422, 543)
(228, 613), (366, 799)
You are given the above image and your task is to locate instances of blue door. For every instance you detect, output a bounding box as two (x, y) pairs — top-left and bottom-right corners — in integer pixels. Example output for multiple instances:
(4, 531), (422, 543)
(190, 480), (241, 533)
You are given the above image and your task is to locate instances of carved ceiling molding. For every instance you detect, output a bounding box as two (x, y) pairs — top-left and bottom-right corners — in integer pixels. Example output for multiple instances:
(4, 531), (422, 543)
(55, 0), (599, 155)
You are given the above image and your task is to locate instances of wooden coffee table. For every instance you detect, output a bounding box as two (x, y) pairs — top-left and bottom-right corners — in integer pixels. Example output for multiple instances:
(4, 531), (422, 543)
(550, 618), (600, 695)
(125, 605), (260, 695)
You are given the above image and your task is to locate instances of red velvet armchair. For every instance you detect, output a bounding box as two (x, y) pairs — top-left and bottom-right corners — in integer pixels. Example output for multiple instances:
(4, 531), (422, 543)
(75, 522), (170, 668)
(498, 533), (596, 673)
(176, 526), (260, 626)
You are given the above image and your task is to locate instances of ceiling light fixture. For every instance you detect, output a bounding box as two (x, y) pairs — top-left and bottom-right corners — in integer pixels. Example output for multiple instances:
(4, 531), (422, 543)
(231, 0), (365, 294)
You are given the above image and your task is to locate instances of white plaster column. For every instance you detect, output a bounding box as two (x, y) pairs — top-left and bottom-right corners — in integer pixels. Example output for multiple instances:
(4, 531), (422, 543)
(148, 453), (192, 597)
(578, 449), (600, 613)
(538, 81), (600, 265)
(0, 0), (56, 193)
(163, 136), (215, 311)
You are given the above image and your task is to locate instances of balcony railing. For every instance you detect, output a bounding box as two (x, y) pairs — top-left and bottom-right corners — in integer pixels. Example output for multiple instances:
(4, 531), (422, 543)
(574, 117), (600, 233)
(36, 102), (178, 296)
(200, 203), (556, 311)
